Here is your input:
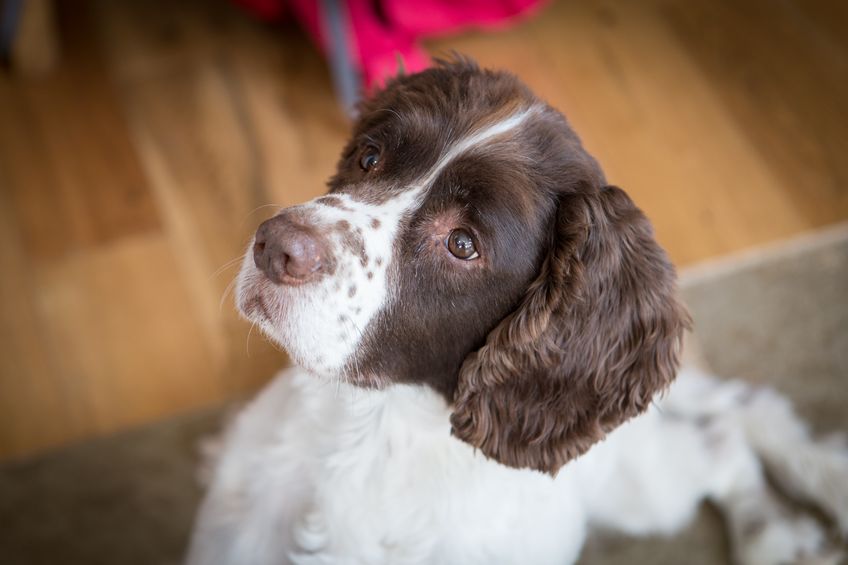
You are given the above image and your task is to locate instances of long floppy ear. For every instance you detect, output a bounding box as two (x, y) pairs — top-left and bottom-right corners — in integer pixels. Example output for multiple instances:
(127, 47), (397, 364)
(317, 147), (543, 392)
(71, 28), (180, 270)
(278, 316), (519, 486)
(450, 185), (690, 474)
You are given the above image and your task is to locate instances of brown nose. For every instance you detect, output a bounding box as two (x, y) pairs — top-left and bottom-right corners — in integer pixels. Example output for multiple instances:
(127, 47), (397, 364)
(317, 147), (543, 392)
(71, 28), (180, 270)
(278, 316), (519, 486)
(253, 214), (329, 285)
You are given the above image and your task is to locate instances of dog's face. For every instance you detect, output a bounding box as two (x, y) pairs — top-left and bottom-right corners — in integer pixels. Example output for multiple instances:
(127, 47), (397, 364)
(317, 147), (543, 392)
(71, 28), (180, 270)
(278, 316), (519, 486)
(237, 60), (689, 474)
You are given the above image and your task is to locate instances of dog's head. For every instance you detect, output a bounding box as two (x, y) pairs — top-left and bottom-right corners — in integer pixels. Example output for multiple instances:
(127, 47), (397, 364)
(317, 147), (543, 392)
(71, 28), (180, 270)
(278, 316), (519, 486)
(237, 59), (689, 474)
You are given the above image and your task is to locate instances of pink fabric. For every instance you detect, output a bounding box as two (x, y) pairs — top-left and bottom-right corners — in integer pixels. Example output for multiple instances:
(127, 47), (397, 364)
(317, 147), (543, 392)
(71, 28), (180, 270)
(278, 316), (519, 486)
(384, 0), (546, 36)
(234, 0), (546, 88)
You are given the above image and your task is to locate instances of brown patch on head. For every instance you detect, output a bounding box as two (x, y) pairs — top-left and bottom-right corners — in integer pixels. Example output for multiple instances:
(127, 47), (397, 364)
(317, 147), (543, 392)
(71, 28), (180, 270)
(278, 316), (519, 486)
(371, 218), (381, 229)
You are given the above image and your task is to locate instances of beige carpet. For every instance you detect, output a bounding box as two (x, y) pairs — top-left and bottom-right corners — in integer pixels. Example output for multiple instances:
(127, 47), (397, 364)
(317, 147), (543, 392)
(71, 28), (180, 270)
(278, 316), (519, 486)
(581, 224), (848, 564)
(2, 224), (847, 565)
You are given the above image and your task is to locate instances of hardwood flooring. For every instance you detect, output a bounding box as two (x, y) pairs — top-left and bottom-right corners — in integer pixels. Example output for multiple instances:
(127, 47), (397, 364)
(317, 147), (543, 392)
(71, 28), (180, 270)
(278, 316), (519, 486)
(1, 0), (845, 459)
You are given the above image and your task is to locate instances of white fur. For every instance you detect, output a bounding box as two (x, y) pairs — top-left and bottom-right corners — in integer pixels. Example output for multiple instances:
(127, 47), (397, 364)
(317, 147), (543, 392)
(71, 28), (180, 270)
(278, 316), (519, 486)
(188, 366), (846, 565)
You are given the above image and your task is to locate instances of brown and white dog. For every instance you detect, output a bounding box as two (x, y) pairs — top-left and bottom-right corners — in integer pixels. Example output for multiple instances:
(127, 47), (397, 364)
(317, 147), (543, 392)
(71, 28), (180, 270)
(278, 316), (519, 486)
(187, 60), (847, 565)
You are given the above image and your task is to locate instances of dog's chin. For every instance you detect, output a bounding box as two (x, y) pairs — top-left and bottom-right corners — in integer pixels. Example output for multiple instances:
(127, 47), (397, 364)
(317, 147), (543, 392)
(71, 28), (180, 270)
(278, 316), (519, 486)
(235, 285), (347, 381)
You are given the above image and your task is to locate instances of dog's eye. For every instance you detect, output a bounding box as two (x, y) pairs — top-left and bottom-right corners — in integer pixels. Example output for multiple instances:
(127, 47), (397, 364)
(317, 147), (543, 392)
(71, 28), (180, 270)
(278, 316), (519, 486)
(359, 145), (380, 172)
(446, 229), (479, 260)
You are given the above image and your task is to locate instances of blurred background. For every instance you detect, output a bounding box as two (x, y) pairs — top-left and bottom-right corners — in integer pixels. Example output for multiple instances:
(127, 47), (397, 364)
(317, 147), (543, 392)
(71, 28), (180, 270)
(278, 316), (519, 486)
(0, 0), (846, 562)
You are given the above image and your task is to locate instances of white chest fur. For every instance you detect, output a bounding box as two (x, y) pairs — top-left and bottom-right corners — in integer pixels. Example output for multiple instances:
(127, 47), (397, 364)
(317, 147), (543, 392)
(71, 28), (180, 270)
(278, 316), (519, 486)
(189, 368), (586, 565)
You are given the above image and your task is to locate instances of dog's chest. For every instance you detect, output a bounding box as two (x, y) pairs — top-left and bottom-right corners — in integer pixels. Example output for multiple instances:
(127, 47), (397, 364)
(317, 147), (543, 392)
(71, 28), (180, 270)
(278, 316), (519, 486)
(233, 369), (585, 565)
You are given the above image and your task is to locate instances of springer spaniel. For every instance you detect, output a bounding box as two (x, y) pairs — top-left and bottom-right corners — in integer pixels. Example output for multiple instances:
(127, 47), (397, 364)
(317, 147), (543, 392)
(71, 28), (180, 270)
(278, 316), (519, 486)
(188, 60), (847, 565)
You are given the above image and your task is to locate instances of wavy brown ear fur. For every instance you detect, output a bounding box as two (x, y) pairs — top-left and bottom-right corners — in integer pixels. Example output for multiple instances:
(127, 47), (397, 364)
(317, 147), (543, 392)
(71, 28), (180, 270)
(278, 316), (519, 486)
(450, 185), (690, 475)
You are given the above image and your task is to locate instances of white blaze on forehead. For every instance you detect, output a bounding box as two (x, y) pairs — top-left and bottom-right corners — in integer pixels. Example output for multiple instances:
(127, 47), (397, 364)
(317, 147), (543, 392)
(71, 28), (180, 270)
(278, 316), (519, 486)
(237, 106), (539, 378)
(414, 106), (538, 193)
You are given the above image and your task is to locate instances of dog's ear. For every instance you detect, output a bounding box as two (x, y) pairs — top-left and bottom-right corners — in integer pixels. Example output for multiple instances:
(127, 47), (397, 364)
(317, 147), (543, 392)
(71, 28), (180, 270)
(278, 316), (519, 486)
(450, 186), (690, 474)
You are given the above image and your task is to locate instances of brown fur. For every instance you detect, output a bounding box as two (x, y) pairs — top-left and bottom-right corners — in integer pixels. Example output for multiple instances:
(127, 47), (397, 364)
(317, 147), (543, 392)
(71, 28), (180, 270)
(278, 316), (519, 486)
(451, 184), (690, 474)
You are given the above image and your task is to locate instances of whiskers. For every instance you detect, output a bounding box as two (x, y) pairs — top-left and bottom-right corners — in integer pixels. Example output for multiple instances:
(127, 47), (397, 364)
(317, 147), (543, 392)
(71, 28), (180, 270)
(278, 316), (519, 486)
(245, 320), (257, 357)
(211, 250), (249, 312)
(242, 203), (283, 227)
(220, 275), (239, 311)
(209, 254), (245, 280)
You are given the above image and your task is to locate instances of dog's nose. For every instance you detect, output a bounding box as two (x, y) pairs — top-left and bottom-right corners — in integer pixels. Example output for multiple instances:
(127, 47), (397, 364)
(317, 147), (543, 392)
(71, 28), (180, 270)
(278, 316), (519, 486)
(253, 215), (328, 285)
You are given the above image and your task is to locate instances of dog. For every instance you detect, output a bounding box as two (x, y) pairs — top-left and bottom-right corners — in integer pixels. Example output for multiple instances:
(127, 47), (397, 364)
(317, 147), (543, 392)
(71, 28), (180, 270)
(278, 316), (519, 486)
(187, 59), (848, 565)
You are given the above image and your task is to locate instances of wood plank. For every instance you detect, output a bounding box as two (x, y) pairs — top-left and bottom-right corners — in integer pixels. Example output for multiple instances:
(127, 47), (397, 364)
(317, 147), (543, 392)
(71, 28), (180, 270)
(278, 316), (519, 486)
(659, 0), (848, 225)
(32, 233), (224, 436)
(10, 0), (60, 75)
(0, 186), (88, 459)
(94, 2), (303, 394)
(0, 0), (160, 261)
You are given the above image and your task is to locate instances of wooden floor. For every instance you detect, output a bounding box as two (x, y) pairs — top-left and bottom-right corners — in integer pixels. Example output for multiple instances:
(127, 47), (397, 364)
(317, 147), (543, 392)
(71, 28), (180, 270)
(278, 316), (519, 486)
(1, 0), (846, 460)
